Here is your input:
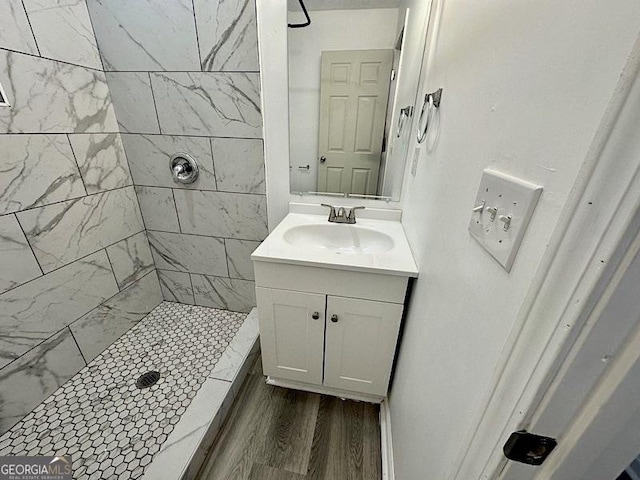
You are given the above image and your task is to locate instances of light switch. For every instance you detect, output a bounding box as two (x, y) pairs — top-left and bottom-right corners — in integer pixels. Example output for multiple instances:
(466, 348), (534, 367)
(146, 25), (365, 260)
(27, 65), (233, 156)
(468, 169), (542, 272)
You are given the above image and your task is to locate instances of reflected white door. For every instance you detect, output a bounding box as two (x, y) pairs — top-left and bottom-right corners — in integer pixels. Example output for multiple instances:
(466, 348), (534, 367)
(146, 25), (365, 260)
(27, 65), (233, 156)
(317, 49), (394, 196)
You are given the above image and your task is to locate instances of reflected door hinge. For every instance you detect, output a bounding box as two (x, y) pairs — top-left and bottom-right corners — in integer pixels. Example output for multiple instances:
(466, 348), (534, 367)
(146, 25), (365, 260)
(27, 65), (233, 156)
(390, 69), (396, 81)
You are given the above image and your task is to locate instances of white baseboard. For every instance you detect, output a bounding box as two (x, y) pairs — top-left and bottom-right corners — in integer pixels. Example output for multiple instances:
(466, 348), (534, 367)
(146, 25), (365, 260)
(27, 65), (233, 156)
(265, 376), (385, 403)
(380, 399), (395, 480)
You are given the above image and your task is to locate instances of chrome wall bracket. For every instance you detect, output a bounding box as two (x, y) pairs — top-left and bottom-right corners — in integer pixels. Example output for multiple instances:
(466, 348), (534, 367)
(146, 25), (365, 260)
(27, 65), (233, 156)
(416, 88), (443, 143)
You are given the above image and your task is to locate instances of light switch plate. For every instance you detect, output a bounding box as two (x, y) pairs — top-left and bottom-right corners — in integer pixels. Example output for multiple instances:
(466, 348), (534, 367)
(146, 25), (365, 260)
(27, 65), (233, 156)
(469, 169), (542, 272)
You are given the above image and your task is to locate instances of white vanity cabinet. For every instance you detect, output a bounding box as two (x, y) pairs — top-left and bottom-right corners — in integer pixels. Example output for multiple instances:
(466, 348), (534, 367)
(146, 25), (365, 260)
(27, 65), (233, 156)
(251, 208), (419, 402)
(254, 261), (410, 401)
(255, 288), (326, 385)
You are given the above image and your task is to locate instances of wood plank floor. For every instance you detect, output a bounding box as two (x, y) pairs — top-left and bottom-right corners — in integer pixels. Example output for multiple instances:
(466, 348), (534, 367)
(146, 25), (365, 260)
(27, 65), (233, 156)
(196, 358), (382, 480)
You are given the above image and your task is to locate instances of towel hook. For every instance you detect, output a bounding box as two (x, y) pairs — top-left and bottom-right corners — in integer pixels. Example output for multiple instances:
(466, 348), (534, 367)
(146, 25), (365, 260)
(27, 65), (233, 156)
(416, 88), (443, 144)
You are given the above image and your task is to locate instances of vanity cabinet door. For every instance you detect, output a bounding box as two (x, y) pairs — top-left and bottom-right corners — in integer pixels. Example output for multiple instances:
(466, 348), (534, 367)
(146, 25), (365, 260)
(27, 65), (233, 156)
(324, 296), (403, 396)
(256, 287), (326, 385)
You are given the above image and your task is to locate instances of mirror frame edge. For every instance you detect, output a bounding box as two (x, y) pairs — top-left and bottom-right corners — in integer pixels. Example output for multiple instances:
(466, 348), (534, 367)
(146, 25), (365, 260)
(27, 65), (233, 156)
(257, 0), (404, 231)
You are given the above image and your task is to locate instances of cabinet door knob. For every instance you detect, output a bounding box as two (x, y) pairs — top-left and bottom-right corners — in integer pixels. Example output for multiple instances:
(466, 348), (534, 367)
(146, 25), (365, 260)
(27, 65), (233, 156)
(312, 311), (320, 320)
(331, 314), (339, 323)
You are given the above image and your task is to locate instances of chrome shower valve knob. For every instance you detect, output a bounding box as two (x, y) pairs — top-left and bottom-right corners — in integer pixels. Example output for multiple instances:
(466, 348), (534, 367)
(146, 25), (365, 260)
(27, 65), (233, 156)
(170, 153), (199, 184)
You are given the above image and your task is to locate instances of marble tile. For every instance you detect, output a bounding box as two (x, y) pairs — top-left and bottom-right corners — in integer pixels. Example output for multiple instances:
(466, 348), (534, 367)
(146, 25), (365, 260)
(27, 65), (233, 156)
(212, 137), (265, 194)
(141, 378), (232, 480)
(173, 190), (267, 240)
(70, 271), (162, 362)
(0, 135), (86, 215)
(18, 187), (144, 272)
(0, 215), (42, 294)
(194, 0), (259, 72)
(86, 0), (200, 71)
(150, 72), (262, 138)
(191, 275), (256, 313)
(0, 251), (118, 369)
(225, 239), (259, 280)
(135, 186), (180, 233)
(0, 328), (85, 435)
(0, 302), (246, 472)
(69, 133), (132, 194)
(23, 0), (102, 70)
(148, 231), (228, 276)
(106, 231), (155, 289)
(0, 50), (118, 134)
(0, 0), (38, 55)
(105, 72), (160, 134)
(122, 134), (217, 190)
(209, 308), (259, 382)
(158, 270), (195, 305)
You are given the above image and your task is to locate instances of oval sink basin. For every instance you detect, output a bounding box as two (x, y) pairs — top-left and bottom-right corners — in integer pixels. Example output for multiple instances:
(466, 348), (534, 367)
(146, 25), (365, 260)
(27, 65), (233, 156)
(282, 224), (395, 254)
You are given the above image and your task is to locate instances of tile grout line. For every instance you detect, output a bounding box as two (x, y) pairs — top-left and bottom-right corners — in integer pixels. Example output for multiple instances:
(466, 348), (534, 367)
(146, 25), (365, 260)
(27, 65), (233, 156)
(0, 183), (135, 219)
(1, 131), (264, 141)
(13, 213), (45, 276)
(209, 137), (221, 191)
(67, 326), (88, 366)
(82, 0), (107, 72)
(130, 181), (159, 272)
(171, 188), (183, 234)
(147, 71), (164, 134)
(190, 0), (204, 72)
(158, 268), (252, 283)
(188, 272), (197, 305)
(222, 238), (232, 278)
(0, 46), (104, 73)
(0, 269), (158, 375)
(93, 69), (261, 74)
(17, 2), (41, 57)
(66, 133), (89, 196)
(0, 229), (146, 298)
(103, 247), (122, 291)
(130, 184), (266, 197)
(146, 228), (264, 244)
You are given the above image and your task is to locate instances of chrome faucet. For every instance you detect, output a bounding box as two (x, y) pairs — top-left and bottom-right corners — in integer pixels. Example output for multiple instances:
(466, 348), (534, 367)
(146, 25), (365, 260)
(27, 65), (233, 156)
(321, 204), (365, 224)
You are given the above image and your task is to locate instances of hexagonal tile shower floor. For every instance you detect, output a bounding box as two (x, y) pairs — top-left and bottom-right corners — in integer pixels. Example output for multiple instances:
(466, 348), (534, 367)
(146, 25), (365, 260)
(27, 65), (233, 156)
(0, 302), (247, 479)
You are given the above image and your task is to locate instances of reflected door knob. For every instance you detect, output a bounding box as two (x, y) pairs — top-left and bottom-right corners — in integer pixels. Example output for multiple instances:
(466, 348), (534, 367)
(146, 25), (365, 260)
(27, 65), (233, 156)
(320, 156), (326, 163)
(312, 312), (320, 320)
(331, 314), (339, 323)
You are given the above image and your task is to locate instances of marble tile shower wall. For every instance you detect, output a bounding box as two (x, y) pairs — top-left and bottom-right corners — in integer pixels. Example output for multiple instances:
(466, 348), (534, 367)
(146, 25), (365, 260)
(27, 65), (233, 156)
(85, 0), (267, 313)
(0, 1), (163, 435)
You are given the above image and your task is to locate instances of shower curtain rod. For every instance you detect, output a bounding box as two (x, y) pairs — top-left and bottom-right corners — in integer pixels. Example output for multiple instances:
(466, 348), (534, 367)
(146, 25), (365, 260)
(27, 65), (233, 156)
(288, 0), (311, 28)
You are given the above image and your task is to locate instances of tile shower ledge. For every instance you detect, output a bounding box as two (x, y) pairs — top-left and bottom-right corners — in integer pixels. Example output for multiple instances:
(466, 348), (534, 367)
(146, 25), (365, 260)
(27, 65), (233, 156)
(141, 308), (260, 480)
(0, 303), (259, 480)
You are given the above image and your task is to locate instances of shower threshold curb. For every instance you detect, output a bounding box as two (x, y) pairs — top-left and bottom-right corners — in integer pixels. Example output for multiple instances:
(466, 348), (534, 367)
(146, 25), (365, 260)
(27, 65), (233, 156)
(141, 307), (260, 480)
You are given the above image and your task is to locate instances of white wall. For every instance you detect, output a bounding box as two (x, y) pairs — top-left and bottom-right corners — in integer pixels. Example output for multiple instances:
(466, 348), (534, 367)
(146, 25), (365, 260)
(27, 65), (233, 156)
(381, 1), (432, 199)
(288, 8), (399, 193)
(389, 1), (640, 479)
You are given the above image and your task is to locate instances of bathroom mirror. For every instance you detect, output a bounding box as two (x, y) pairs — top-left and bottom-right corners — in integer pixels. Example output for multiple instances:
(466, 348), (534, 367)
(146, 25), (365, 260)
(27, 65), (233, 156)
(287, 0), (426, 201)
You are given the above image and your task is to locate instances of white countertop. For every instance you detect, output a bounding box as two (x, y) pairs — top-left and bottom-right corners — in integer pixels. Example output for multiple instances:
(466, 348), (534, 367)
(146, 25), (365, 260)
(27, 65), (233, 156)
(251, 212), (419, 277)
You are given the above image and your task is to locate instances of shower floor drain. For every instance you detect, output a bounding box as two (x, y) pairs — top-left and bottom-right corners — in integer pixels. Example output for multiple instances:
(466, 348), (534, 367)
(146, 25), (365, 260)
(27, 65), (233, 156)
(136, 371), (161, 389)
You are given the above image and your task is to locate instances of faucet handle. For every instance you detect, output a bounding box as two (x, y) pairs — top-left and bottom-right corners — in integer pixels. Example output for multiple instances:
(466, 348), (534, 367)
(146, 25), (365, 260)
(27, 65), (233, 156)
(321, 203), (337, 221)
(347, 206), (365, 222)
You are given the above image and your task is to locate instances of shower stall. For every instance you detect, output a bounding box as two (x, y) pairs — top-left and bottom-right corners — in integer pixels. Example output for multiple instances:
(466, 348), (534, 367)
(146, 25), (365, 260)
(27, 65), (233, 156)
(0, 0), (264, 478)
